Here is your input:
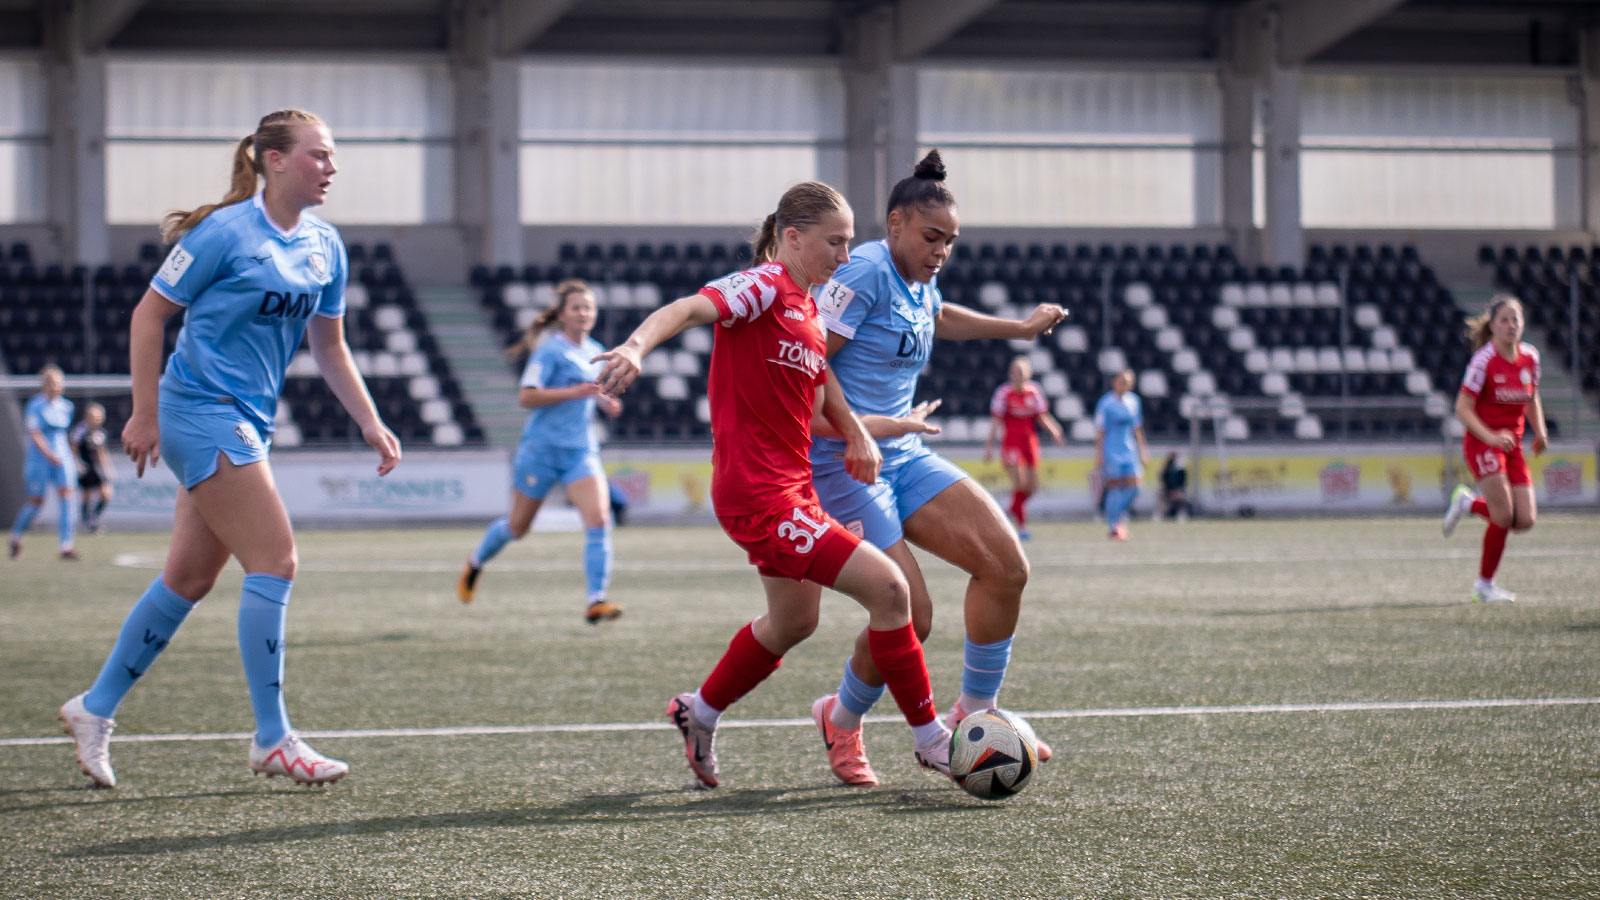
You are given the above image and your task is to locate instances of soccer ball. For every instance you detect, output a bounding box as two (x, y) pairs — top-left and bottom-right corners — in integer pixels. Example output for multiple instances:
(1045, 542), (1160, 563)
(947, 707), (1039, 800)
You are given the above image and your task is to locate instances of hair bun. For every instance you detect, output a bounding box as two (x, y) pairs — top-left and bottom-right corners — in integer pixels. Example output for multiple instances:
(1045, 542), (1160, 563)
(913, 149), (946, 182)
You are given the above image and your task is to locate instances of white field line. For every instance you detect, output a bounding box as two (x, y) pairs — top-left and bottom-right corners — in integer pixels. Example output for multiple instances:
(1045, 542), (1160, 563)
(110, 545), (1599, 575)
(5, 696), (1596, 748)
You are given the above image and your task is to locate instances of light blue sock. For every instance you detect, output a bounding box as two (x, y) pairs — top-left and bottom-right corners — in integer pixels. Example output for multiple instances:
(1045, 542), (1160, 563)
(83, 577), (194, 718)
(9, 501), (40, 539)
(1108, 485), (1137, 527)
(238, 573), (293, 748)
(837, 658), (886, 717)
(960, 636), (1013, 709)
(471, 516), (515, 567)
(584, 524), (612, 600)
(57, 494), (74, 548)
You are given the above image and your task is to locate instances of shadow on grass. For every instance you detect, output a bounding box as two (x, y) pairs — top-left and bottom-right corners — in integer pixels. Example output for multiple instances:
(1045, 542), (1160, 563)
(5, 788), (269, 815)
(63, 784), (982, 857)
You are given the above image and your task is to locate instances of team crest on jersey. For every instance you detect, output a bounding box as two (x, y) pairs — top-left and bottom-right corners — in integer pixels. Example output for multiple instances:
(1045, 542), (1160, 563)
(1520, 369), (1533, 385)
(308, 252), (328, 279)
(234, 424), (262, 450)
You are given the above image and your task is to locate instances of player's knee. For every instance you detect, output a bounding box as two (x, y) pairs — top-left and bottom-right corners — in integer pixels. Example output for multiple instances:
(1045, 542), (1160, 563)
(982, 545), (1030, 596)
(165, 572), (216, 601)
(1488, 509), (1515, 529)
(770, 608), (819, 647)
(1512, 513), (1535, 533)
(507, 520), (531, 539)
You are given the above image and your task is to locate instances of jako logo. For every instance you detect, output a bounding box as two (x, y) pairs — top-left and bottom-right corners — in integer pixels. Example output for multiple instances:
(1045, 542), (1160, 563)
(783, 309), (806, 321)
(256, 291), (319, 321)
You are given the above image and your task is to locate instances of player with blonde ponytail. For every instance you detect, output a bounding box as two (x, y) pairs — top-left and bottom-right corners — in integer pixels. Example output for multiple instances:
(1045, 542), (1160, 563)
(59, 109), (400, 788)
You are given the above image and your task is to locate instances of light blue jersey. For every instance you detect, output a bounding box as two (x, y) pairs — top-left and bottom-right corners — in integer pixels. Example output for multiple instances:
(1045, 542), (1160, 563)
(24, 393), (74, 465)
(1095, 390), (1143, 468)
(151, 194), (347, 434)
(811, 239), (940, 465)
(519, 332), (606, 451)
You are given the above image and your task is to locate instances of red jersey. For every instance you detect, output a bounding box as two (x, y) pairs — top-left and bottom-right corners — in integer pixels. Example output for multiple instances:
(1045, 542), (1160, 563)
(699, 262), (827, 516)
(990, 380), (1048, 446)
(1459, 342), (1539, 438)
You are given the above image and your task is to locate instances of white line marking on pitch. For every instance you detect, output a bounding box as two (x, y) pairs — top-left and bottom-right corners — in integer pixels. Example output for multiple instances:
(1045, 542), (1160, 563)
(4, 696), (1595, 748)
(111, 545), (1599, 574)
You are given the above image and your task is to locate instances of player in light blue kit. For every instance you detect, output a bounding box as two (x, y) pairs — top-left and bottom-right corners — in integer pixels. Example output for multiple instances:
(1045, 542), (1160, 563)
(1095, 369), (1148, 541)
(58, 110), (401, 789)
(8, 364), (79, 560)
(807, 150), (1067, 786)
(457, 279), (624, 623)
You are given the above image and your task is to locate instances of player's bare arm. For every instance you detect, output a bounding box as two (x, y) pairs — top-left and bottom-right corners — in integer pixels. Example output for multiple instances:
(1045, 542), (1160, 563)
(594, 293), (720, 394)
(308, 314), (401, 476)
(933, 302), (1067, 341)
(817, 378), (881, 485)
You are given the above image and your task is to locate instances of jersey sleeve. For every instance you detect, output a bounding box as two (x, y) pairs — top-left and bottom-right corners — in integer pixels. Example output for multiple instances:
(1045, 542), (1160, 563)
(23, 397), (42, 432)
(1027, 383), (1048, 415)
(816, 257), (880, 339)
(316, 233), (349, 319)
(1130, 395), (1143, 428)
(990, 384), (1009, 417)
(520, 344), (550, 389)
(1093, 395), (1108, 431)
(1459, 349), (1488, 397)
(700, 269), (778, 327)
(1524, 344), (1541, 388)
(150, 221), (229, 307)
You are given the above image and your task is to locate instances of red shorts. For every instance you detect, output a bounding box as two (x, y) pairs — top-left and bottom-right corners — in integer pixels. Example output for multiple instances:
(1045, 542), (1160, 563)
(718, 493), (862, 585)
(1463, 434), (1531, 485)
(1001, 437), (1040, 468)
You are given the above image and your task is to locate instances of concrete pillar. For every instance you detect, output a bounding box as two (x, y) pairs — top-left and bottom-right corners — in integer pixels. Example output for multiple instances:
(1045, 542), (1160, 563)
(1218, 68), (1256, 249)
(1260, 62), (1303, 269)
(843, 7), (918, 240)
(451, 0), (523, 271)
(42, 5), (109, 268)
(1580, 29), (1600, 237)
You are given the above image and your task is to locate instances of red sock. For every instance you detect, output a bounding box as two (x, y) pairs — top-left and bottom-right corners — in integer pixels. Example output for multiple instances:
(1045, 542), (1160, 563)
(1011, 491), (1028, 526)
(1470, 497), (1489, 519)
(866, 623), (936, 727)
(1480, 523), (1508, 580)
(698, 622), (782, 712)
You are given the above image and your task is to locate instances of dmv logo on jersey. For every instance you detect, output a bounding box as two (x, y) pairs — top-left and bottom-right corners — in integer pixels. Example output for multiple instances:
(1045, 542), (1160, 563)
(255, 290), (321, 324)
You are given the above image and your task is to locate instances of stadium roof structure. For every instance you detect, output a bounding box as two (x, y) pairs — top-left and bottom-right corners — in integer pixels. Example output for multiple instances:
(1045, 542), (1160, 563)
(1, 0), (1598, 66)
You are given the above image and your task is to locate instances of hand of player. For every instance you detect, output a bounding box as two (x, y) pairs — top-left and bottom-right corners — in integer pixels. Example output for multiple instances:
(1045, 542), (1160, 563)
(983, 447), (994, 464)
(121, 412), (160, 478)
(45, 452), (62, 468)
(1531, 434), (1547, 456)
(1051, 430), (1066, 447)
(571, 382), (606, 400)
(1020, 304), (1068, 338)
(593, 346), (643, 395)
(901, 399), (942, 435)
(362, 420), (402, 476)
(1491, 430), (1517, 452)
(843, 432), (882, 485)
(598, 394), (623, 418)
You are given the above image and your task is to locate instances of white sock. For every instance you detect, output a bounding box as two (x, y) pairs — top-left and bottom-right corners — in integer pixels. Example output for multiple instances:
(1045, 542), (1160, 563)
(691, 691), (722, 729)
(912, 719), (947, 747)
(829, 702), (864, 731)
(958, 693), (996, 716)
(1475, 576), (1494, 592)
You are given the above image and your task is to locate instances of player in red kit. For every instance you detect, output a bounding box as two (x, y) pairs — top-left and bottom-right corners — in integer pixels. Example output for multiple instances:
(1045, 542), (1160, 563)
(594, 181), (952, 789)
(983, 355), (1064, 540)
(1440, 295), (1549, 603)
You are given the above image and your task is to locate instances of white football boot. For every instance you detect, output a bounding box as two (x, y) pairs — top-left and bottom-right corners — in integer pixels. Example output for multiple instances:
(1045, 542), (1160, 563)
(249, 731), (349, 785)
(1442, 485), (1477, 538)
(59, 693), (116, 788)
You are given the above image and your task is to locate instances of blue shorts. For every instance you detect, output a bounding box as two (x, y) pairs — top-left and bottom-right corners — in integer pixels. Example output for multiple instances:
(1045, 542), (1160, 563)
(1103, 458), (1142, 481)
(513, 444), (603, 500)
(159, 401), (271, 490)
(812, 444), (969, 548)
(24, 454), (76, 496)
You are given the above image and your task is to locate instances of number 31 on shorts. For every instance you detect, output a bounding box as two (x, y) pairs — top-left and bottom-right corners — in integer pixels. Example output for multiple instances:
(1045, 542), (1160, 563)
(777, 507), (829, 554)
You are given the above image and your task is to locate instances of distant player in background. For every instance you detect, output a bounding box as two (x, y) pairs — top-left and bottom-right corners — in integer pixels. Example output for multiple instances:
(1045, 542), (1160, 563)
(806, 150), (1066, 788)
(1095, 369), (1147, 541)
(1440, 294), (1547, 603)
(596, 180), (954, 788)
(8, 364), (78, 560)
(983, 355), (1065, 541)
(59, 109), (401, 789)
(72, 402), (114, 534)
(1159, 451), (1191, 521)
(457, 279), (623, 623)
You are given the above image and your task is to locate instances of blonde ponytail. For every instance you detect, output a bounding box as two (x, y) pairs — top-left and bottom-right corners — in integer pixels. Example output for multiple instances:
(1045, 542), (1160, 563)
(159, 109), (325, 244)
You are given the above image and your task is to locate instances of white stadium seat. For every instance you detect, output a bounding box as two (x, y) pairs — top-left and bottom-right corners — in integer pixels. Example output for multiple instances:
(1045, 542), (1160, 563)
(408, 376), (440, 400)
(1139, 370), (1169, 398)
(515, 308), (539, 330)
(1278, 393), (1305, 417)
(1316, 283), (1341, 306)
(1405, 371), (1433, 395)
(1211, 305), (1239, 329)
(656, 374), (688, 400)
(1187, 371), (1217, 396)
(1260, 371), (1289, 396)
(1053, 394), (1084, 420)
(432, 423), (464, 447)
(532, 283), (557, 307)
(670, 350), (701, 376)
(400, 352), (427, 376)
(1170, 348), (1199, 373)
(1139, 305), (1167, 329)
(1070, 419), (1098, 442)
(1292, 283), (1317, 306)
(943, 417), (971, 441)
(642, 353), (672, 376)
(1228, 327), (1255, 351)
(681, 327), (712, 354)
(274, 402), (294, 424)
(288, 352), (318, 377)
(1369, 326), (1398, 350)
(1390, 347), (1416, 371)
(1317, 347), (1342, 371)
(1294, 415), (1324, 440)
(1245, 283), (1270, 306)
(1424, 392), (1451, 418)
(1293, 347), (1318, 372)
(1366, 348), (1392, 372)
(345, 283), (369, 309)
(1056, 326), (1089, 353)
(1098, 348), (1127, 374)
(1269, 348), (1294, 371)
(1219, 283), (1245, 306)
(503, 283), (532, 308)
(274, 423), (302, 447)
(420, 398), (451, 424)
(696, 397), (712, 423)
(384, 330), (417, 354)
(1155, 327), (1183, 352)
(1243, 348), (1269, 373)
(1124, 283), (1153, 308)
(1223, 416), (1250, 441)
(978, 282), (1009, 309)
(370, 351), (399, 376)
(1041, 371), (1069, 395)
(1269, 284), (1293, 306)
(1027, 349), (1054, 373)
(1343, 347), (1366, 371)
(1353, 304), (1381, 330)
(373, 305), (406, 331)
